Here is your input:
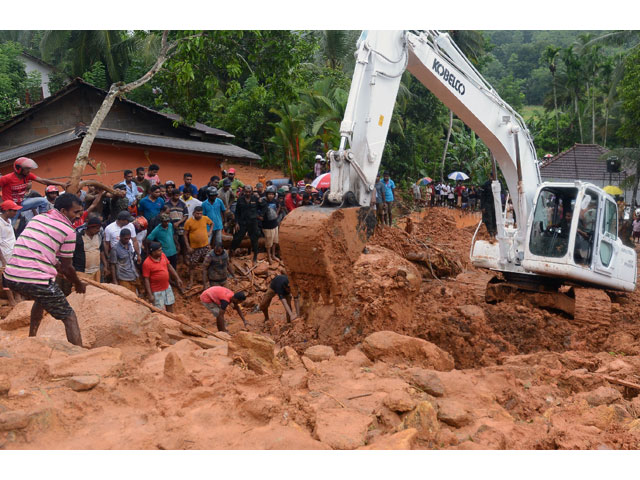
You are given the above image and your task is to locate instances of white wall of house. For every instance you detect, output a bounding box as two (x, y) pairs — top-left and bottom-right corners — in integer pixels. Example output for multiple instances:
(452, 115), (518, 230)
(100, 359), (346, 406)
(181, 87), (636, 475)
(19, 54), (55, 97)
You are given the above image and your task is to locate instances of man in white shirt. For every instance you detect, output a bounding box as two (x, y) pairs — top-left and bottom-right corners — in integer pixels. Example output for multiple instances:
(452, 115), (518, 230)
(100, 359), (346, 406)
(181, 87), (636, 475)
(0, 200), (20, 305)
(103, 210), (141, 262)
(180, 189), (202, 218)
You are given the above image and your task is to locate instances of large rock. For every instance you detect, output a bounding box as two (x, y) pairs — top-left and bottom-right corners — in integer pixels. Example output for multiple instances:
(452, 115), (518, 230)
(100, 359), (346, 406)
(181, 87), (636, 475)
(436, 399), (472, 428)
(457, 305), (486, 322)
(314, 408), (373, 449)
(0, 301), (34, 330)
(45, 346), (123, 378)
(585, 386), (622, 407)
(407, 368), (445, 397)
(360, 428), (418, 450)
(383, 390), (416, 413)
(362, 331), (454, 371)
(344, 349), (372, 367)
(304, 345), (335, 362)
(401, 401), (440, 441)
(37, 285), (166, 348)
(277, 346), (303, 368)
(66, 375), (100, 392)
(227, 331), (281, 375)
(0, 410), (30, 431)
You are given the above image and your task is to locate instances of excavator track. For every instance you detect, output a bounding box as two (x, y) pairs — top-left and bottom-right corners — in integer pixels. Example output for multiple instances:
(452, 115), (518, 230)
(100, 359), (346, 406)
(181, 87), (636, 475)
(572, 287), (612, 325)
(485, 276), (611, 323)
(278, 205), (376, 303)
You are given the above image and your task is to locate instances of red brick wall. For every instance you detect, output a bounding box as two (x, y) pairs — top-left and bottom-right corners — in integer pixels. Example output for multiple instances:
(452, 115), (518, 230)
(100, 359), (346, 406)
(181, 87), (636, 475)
(1, 141), (222, 195)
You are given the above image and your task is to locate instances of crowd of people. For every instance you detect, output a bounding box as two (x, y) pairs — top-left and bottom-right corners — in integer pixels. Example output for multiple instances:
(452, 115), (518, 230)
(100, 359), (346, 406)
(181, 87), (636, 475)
(3, 154), (637, 347)
(410, 180), (486, 212)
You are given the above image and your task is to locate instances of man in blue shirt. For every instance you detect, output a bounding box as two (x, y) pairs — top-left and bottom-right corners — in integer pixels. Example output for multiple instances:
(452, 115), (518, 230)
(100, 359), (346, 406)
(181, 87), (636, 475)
(147, 213), (178, 269)
(122, 169), (138, 206)
(382, 171), (395, 226)
(137, 185), (165, 222)
(178, 172), (199, 197)
(201, 187), (226, 247)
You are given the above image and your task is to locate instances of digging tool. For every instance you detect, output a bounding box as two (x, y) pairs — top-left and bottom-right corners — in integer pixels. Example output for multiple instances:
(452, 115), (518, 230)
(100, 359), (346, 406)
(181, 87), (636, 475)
(81, 278), (228, 341)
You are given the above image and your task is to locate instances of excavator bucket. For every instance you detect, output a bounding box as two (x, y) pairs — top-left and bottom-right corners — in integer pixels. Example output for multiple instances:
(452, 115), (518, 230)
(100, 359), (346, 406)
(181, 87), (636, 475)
(278, 205), (376, 303)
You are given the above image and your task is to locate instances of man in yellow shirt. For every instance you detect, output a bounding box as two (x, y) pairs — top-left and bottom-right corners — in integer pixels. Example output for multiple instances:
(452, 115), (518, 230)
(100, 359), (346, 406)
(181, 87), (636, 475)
(183, 205), (213, 287)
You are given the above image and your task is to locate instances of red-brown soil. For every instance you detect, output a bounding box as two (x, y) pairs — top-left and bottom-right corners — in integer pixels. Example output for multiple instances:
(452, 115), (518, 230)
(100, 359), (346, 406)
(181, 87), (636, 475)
(2, 206), (640, 450)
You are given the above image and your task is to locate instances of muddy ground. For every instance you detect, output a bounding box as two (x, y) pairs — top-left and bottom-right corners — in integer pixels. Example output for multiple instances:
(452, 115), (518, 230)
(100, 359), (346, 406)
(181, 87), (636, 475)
(1, 206), (640, 450)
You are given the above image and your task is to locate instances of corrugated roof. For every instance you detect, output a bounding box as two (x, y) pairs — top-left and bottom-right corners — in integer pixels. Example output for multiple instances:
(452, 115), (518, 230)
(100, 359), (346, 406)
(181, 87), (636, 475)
(0, 78), (235, 140)
(0, 128), (260, 164)
(539, 144), (611, 182)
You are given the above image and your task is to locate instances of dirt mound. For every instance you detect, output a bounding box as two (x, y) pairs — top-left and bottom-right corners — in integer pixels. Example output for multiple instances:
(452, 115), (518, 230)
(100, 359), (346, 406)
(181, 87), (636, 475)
(36, 285), (167, 352)
(3, 317), (640, 449)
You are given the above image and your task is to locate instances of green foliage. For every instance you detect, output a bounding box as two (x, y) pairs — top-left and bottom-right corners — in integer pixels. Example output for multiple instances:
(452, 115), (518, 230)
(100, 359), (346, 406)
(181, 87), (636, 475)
(618, 46), (640, 143)
(0, 41), (28, 121)
(81, 61), (108, 89)
(496, 74), (526, 111)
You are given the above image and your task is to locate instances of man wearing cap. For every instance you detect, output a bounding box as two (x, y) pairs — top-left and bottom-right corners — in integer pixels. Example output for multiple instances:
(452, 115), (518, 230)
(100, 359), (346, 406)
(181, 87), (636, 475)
(200, 286), (247, 333)
(219, 178), (235, 210)
(143, 241), (183, 312)
(0, 200), (20, 305)
(137, 185), (165, 222)
(73, 216), (106, 283)
(285, 187), (301, 213)
(230, 185), (261, 264)
(166, 188), (188, 256)
(3, 193), (86, 346)
(147, 213), (179, 269)
(164, 180), (176, 198)
(103, 210), (141, 261)
(227, 168), (244, 195)
(183, 205), (212, 287)
(314, 155), (324, 178)
(132, 215), (148, 257)
(109, 228), (140, 293)
(202, 187), (226, 246)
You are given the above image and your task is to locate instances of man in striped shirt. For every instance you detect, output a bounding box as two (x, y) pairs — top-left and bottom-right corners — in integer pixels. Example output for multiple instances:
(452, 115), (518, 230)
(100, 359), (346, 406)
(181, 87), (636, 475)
(3, 193), (86, 346)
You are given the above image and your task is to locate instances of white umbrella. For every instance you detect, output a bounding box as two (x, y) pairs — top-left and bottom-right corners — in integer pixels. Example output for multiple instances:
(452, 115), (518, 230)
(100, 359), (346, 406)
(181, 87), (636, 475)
(448, 171), (470, 181)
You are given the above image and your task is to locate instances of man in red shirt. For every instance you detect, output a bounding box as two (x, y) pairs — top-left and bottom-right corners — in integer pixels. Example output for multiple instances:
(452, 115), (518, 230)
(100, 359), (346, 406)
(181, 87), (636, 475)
(284, 187), (301, 212)
(200, 286), (247, 332)
(0, 157), (67, 224)
(142, 241), (183, 312)
(454, 182), (465, 209)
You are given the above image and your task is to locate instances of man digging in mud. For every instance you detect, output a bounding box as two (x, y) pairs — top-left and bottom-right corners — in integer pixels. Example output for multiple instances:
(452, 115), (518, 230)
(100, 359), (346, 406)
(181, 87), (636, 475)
(2, 193), (86, 346)
(259, 274), (300, 326)
(200, 286), (247, 333)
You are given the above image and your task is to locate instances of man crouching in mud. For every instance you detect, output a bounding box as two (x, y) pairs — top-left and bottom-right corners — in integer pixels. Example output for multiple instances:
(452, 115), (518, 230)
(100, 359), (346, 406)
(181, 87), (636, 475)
(3, 193), (86, 346)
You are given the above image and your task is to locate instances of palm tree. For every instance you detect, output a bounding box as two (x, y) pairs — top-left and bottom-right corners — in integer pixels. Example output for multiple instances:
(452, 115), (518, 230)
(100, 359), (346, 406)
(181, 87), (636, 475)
(561, 46), (585, 144)
(299, 78), (349, 151)
(316, 31), (360, 72)
(542, 45), (561, 152)
(40, 30), (137, 85)
(269, 104), (318, 181)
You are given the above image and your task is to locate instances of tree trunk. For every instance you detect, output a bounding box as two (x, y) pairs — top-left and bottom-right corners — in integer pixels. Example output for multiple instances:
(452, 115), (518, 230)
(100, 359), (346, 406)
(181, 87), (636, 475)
(68, 31), (177, 195)
(603, 105), (609, 148)
(440, 110), (453, 182)
(552, 75), (559, 153)
(574, 95), (584, 144)
(633, 159), (640, 211)
(591, 84), (595, 144)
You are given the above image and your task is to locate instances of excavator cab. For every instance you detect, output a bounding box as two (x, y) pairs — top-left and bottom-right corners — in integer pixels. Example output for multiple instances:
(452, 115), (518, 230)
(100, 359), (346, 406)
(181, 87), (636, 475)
(522, 182), (636, 292)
